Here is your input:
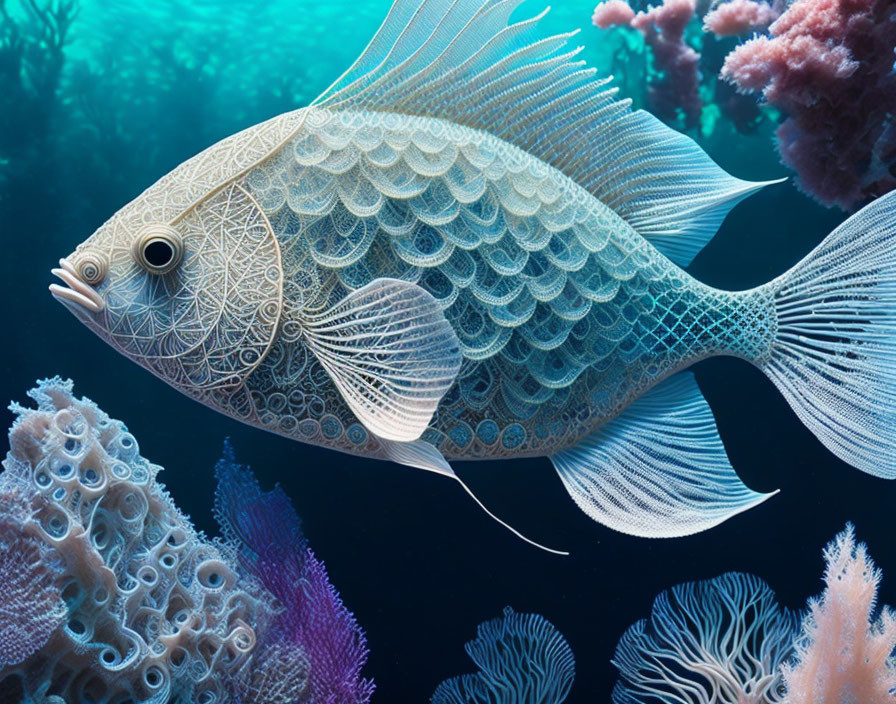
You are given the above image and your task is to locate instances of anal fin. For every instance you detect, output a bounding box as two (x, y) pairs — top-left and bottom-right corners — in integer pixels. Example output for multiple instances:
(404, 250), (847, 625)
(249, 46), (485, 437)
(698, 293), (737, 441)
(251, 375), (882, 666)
(550, 372), (776, 538)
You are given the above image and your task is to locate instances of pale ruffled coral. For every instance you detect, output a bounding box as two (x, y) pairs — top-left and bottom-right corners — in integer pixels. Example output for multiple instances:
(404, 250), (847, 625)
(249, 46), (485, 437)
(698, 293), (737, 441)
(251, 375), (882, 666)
(0, 378), (274, 702)
(781, 525), (896, 704)
(0, 519), (65, 669)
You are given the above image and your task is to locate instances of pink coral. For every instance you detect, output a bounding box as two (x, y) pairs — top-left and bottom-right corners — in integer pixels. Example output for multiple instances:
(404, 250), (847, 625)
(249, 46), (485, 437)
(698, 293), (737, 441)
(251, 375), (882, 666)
(595, 0), (703, 128)
(632, 0), (702, 127)
(781, 525), (896, 703)
(703, 0), (777, 37)
(592, 0), (636, 28)
(722, 0), (896, 209)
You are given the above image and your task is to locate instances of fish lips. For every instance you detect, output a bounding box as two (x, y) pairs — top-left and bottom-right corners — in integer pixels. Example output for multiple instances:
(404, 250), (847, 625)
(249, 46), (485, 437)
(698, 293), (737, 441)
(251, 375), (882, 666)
(49, 258), (105, 317)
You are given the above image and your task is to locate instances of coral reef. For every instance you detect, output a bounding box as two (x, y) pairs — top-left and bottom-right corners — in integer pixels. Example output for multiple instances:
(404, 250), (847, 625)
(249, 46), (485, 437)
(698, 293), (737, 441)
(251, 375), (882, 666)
(0, 378), (372, 703)
(611, 525), (896, 703)
(215, 443), (375, 704)
(612, 572), (800, 703)
(592, 0), (896, 208)
(431, 607), (575, 704)
(721, 0), (896, 209)
(431, 529), (896, 704)
(781, 525), (896, 703)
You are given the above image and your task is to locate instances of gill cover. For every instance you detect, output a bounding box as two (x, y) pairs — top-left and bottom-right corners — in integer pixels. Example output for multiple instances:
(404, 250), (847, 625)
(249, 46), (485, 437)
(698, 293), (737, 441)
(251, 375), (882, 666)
(106, 182), (282, 396)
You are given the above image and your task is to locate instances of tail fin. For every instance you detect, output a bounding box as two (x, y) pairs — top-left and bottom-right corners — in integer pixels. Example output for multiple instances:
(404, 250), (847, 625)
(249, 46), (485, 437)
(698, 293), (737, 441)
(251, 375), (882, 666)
(760, 191), (896, 477)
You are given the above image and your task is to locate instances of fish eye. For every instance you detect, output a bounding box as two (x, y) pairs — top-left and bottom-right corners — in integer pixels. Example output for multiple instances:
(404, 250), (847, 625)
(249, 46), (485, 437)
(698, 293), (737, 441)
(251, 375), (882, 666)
(75, 252), (108, 285)
(134, 224), (184, 275)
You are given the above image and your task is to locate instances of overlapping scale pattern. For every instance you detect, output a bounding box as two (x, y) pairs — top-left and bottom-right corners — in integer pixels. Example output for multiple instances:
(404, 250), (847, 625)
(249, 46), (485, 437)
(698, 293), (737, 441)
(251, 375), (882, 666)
(243, 109), (774, 459)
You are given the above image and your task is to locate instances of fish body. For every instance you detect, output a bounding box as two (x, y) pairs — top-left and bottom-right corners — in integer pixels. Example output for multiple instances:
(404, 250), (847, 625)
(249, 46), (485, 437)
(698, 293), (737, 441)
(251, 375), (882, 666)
(52, 0), (896, 544)
(240, 107), (773, 461)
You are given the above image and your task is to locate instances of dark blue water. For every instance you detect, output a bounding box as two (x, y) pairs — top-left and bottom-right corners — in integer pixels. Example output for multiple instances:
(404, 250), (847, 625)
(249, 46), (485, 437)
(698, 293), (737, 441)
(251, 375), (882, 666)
(2, 0), (894, 700)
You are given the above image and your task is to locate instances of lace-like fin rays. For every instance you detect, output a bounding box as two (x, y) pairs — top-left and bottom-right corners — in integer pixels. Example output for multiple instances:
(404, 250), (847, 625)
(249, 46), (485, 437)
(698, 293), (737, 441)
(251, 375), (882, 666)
(303, 278), (462, 443)
(304, 280), (566, 555)
(313, 0), (778, 266)
(551, 373), (776, 537)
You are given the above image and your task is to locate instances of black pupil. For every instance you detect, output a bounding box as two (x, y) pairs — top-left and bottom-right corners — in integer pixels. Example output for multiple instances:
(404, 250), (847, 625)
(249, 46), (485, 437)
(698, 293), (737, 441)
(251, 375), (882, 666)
(144, 239), (174, 268)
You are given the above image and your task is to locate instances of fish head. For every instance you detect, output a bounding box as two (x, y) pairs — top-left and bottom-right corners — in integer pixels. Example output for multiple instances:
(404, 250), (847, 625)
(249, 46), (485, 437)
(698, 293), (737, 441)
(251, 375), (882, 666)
(50, 117), (294, 400)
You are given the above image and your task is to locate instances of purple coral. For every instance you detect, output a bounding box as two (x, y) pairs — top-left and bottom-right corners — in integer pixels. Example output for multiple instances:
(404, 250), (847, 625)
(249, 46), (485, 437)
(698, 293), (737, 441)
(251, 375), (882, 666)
(722, 0), (896, 209)
(592, 0), (636, 28)
(215, 442), (375, 704)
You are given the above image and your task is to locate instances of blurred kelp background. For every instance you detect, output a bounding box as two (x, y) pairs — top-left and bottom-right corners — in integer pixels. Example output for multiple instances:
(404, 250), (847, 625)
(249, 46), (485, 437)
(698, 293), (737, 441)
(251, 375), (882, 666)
(2, 0), (895, 701)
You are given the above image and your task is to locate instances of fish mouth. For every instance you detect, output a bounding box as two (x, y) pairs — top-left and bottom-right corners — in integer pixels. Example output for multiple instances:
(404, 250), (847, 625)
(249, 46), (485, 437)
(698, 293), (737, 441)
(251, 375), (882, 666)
(49, 259), (105, 314)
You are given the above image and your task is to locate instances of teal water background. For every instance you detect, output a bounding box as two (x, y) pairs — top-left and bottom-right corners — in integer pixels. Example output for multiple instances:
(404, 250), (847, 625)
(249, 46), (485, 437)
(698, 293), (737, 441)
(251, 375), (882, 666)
(2, 0), (895, 700)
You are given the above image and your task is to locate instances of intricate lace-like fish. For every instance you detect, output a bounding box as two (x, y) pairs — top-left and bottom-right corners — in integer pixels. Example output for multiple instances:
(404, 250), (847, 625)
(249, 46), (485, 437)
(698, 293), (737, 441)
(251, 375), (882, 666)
(51, 0), (896, 552)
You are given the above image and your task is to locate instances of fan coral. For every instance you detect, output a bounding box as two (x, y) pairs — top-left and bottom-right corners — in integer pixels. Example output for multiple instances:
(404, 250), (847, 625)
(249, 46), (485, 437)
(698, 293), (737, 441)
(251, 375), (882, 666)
(722, 0), (896, 209)
(0, 378), (373, 704)
(612, 572), (800, 703)
(703, 0), (777, 37)
(592, 0), (703, 127)
(215, 443), (375, 704)
(431, 606), (575, 704)
(781, 525), (896, 703)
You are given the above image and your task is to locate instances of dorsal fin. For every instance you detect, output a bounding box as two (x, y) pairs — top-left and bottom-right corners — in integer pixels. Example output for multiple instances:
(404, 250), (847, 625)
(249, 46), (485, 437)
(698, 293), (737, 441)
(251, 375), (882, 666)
(313, 0), (782, 267)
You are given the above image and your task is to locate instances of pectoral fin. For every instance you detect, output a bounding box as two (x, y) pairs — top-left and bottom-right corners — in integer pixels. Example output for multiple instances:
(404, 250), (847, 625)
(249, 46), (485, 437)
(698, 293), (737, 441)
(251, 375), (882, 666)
(550, 372), (776, 538)
(304, 278), (462, 443)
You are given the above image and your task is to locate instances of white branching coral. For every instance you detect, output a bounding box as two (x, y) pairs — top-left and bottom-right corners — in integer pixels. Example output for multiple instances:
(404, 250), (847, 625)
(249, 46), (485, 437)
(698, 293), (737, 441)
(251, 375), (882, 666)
(781, 524), (896, 704)
(612, 572), (800, 704)
(0, 378), (273, 703)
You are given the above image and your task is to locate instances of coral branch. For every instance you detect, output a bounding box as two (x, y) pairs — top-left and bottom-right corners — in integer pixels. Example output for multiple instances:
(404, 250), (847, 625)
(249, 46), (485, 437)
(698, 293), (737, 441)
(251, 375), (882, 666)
(432, 607), (575, 704)
(781, 525), (896, 704)
(592, 0), (636, 28)
(592, 0), (703, 128)
(703, 0), (777, 37)
(215, 443), (375, 704)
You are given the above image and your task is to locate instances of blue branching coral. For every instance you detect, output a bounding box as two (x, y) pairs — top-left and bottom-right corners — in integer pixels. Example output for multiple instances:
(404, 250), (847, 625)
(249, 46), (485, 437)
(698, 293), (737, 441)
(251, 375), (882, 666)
(0, 378), (372, 703)
(432, 606), (575, 704)
(612, 572), (801, 704)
